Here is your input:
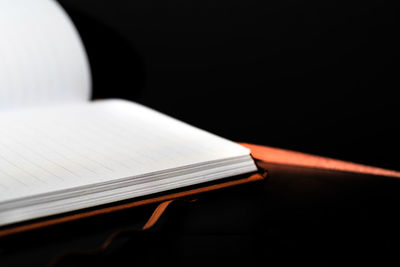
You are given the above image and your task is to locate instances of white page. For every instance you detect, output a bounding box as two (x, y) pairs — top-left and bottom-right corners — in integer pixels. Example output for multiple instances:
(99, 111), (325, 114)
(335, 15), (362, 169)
(0, 99), (255, 204)
(0, 0), (91, 111)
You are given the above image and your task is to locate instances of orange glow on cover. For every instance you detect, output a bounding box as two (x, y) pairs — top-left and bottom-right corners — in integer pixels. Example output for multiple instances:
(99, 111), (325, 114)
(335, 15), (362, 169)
(240, 143), (400, 178)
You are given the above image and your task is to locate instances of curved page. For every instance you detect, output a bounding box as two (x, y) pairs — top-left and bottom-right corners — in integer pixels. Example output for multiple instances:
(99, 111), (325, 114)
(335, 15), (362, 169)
(0, 0), (91, 110)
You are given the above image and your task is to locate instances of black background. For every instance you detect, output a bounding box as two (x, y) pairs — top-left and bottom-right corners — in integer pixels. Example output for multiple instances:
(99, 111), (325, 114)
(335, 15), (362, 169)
(57, 0), (399, 171)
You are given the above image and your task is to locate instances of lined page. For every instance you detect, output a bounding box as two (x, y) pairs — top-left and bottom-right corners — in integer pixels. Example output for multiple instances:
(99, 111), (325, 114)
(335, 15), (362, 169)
(0, 0), (91, 111)
(0, 99), (253, 203)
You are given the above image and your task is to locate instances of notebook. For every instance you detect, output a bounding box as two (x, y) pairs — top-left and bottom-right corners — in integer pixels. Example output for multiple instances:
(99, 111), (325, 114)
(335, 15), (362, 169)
(0, 0), (258, 228)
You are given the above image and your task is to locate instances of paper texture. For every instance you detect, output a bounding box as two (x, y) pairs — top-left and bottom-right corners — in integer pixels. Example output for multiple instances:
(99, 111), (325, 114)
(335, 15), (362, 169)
(0, 0), (91, 110)
(0, 100), (255, 204)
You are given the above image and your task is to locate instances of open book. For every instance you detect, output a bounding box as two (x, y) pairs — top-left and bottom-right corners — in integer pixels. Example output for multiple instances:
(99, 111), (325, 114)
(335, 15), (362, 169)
(0, 0), (257, 227)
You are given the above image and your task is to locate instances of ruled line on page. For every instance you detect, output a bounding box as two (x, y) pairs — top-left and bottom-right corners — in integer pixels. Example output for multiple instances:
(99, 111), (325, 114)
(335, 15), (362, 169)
(0, 147), (47, 184)
(0, 140), (60, 182)
(0, 130), (81, 181)
(0, 99), (253, 203)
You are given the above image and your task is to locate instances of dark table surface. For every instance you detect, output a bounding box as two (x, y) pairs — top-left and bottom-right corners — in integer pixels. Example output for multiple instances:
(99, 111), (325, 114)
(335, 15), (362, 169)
(2, 161), (400, 267)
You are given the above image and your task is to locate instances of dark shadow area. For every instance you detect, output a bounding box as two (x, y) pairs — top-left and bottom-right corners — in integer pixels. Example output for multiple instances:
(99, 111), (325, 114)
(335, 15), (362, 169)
(58, 3), (146, 100)
(2, 168), (400, 267)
